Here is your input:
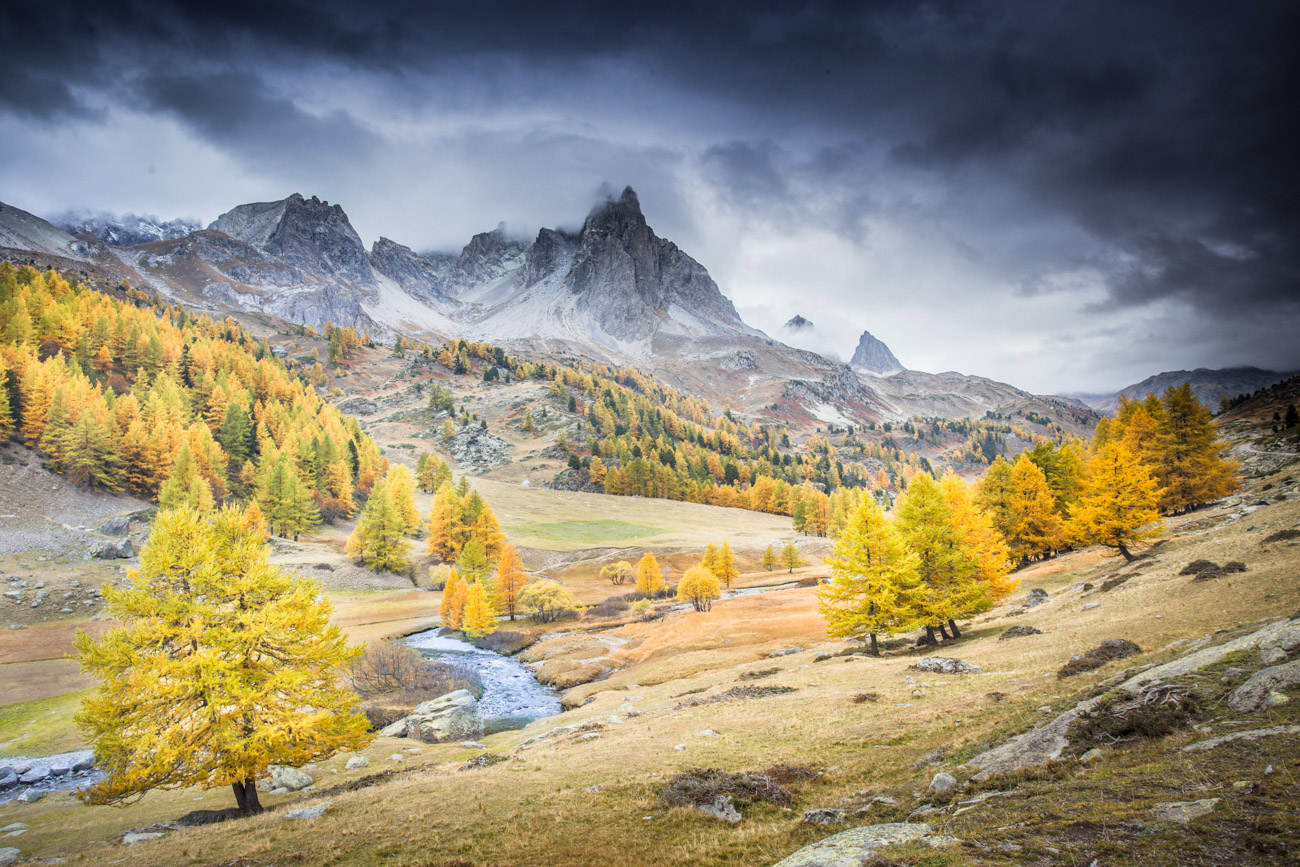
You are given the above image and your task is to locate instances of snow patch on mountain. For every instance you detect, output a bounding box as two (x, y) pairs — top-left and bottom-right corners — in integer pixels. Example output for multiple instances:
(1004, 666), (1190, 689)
(53, 212), (200, 247)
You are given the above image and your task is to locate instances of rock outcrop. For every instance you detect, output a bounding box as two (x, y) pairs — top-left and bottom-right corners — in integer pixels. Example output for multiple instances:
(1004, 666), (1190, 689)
(377, 690), (483, 744)
(771, 823), (955, 866)
(209, 194), (373, 285)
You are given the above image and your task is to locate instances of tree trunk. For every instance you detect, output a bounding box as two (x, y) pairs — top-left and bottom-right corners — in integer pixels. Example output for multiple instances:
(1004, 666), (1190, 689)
(232, 778), (263, 815)
(869, 633), (879, 657)
(938, 622), (951, 640)
(922, 625), (938, 645)
(947, 619), (962, 638)
(1117, 542), (1135, 562)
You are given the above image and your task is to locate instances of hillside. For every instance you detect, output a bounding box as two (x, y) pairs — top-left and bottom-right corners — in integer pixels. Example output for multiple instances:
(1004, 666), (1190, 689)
(1079, 367), (1292, 414)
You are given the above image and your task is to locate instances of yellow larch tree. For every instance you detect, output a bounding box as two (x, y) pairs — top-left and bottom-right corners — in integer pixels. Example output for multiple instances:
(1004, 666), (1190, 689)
(940, 471), (1016, 609)
(461, 582), (499, 639)
(385, 465), (420, 535)
(75, 505), (370, 814)
(761, 545), (777, 571)
(471, 502), (506, 561)
(346, 479), (410, 573)
(425, 481), (465, 562)
(676, 565), (721, 612)
(1008, 454), (1065, 562)
(635, 552), (665, 596)
(1154, 383), (1238, 513)
(894, 472), (982, 642)
(716, 541), (739, 588)
(1069, 442), (1163, 561)
(817, 499), (923, 656)
(494, 543), (529, 621)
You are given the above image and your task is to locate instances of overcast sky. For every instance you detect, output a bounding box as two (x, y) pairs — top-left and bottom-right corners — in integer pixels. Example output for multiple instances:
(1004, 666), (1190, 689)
(1, 0), (1296, 393)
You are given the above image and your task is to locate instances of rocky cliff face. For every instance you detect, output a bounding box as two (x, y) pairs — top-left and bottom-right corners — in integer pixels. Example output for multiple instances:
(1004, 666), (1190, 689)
(560, 187), (747, 341)
(450, 224), (528, 290)
(850, 330), (904, 375)
(369, 237), (456, 307)
(209, 193), (374, 285)
(54, 212), (201, 247)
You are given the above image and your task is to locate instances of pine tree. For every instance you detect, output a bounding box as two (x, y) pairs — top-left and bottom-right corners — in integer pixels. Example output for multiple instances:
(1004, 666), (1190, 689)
(521, 408), (535, 432)
(716, 541), (739, 588)
(635, 552), (665, 596)
(346, 479), (410, 572)
(1069, 442), (1163, 561)
(1155, 383), (1237, 513)
(424, 482), (465, 561)
(761, 545), (777, 572)
(894, 472), (981, 641)
(461, 583), (499, 638)
(781, 542), (802, 573)
(817, 499), (923, 655)
(676, 565), (721, 612)
(75, 505), (370, 813)
(494, 543), (528, 620)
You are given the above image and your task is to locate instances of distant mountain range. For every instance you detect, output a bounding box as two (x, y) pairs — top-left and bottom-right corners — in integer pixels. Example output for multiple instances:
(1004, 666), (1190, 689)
(1073, 367), (1294, 414)
(0, 191), (1099, 432)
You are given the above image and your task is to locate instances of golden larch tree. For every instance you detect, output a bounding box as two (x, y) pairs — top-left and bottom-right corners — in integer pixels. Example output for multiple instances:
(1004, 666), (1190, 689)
(1069, 442), (1163, 561)
(716, 541), (739, 588)
(676, 565), (721, 612)
(635, 552), (665, 596)
(817, 499), (923, 656)
(75, 505), (370, 814)
(494, 543), (528, 621)
(1008, 455), (1065, 562)
(461, 582), (499, 638)
(424, 481), (465, 562)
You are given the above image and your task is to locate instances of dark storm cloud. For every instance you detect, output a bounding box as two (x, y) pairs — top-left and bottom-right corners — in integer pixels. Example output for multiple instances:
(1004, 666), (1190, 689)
(1, 0), (1296, 386)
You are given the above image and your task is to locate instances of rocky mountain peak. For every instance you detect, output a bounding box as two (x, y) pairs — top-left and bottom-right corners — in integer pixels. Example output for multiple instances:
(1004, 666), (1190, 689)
(369, 237), (456, 306)
(209, 193), (373, 285)
(785, 315), (814, 330)
(850, 330), (904, 375)
(454, 223), (529, 287)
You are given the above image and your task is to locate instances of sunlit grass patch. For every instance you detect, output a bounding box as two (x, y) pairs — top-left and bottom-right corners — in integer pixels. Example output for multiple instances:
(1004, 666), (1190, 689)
(506, 519), (664, 544)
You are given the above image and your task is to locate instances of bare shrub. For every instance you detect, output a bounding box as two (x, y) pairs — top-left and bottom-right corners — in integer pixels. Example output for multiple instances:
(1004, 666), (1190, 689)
(348, 641), (483, 729)
(1068, 685), (1202, 751)
(586, 596), (631, 619)
(1058, 639), (1141, 679)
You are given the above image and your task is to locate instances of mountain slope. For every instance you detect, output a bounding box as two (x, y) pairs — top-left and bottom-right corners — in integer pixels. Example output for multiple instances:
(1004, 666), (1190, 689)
(1081, 367), (1292, 414)
(52, 212), (200, 247)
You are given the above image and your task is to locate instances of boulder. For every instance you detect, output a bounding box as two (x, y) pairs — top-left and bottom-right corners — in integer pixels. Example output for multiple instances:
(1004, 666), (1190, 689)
(267, 766), (313, 792)
(344, 756), (370, 771)
(92, 538), (134, 560)
(1227, 659), (1300, 712)
(49, 764), (70, 777)
(910, 658), (982, 675)
(1151, 799), (1219, 823)
(380, 690), (484, 744)
(801, 808), (846, 826)
(1024, 588), (1049, 607)
(98, 516), (132, 536)
(696, 794), (741, 823)
(121, 832), (165, 845)
(1000, 625), (1042, 640)
(18, 768), (49, 784)
(0, 847), (20, 867)
(770, 823), (936, 866)
(15, 789), (42, 803)
(928, 773), (958, 793)
(285, 802), (331, 820)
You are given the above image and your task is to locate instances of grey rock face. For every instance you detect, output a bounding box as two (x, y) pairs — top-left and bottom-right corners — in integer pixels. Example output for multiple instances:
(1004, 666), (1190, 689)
(1151, 798), (1219, 823)
(210, 194), (373, 285)
(785, 315), (814, 330)
(1228, 659), (1300, 712)
(454, 224), (529, 287)
(0, 846), (20, 866)
(561, 187), (747, 341)
(850, 330), (904, 374)
(369, 237), (456, 306)
(54, 211), (200, 247)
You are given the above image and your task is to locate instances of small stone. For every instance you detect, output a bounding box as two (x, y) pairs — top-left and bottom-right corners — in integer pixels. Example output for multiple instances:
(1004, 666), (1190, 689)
(1151, 798), (1219, 823)
(1082, 603), (1100, 611)
(1265, 691), (1289, 707)
(698, 729), (720, 738)
(459, 742), (486, 750)
(802, 808), (847, 826)
(285, 802), (331, 820)
(121, 831), (165, 845)
(344, 757), (370, 770)
(586, 785), (600, 793)
(696, 794), (741, 823)
(929, 773), (958, 794)
(386, 753), (404, 762)
(1265, 764), (1275, 775)
(673, 744), (686, 751)
(1080, 748), (1103, 763)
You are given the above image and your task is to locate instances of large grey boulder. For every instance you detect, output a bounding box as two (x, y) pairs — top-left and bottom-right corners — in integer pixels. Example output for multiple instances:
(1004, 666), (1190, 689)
(92, 538), (134, 560)
(1228, 659), (1300, 712)
(771, 823), (940, 866)
(911, 657), (982, 674)
(266, 766), (313, 791)
(285, 801), (331, 820)
(0, 847), (21, 866)
(97, 516), (132, 536)
(378, 690), (483, 744)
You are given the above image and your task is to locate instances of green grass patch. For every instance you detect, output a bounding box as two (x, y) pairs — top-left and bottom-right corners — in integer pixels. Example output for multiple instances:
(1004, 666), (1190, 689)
(0, 689), (91, 758)
(505, 519), (663, 544)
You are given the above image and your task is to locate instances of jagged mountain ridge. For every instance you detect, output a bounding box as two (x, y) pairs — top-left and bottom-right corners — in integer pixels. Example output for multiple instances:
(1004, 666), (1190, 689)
(0, 190), (1091, 430)
(53, 212), (201, 247)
